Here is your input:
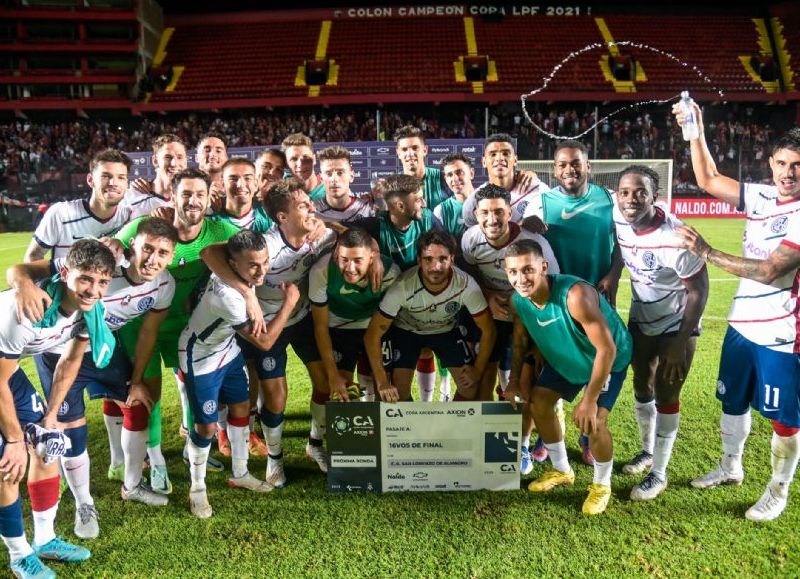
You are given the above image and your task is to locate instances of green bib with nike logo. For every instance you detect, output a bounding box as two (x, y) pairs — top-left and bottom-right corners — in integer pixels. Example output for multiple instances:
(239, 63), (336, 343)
(513, 274), (631, 384)
(541, 183), (614, 286)
(326, 254), (394, 321)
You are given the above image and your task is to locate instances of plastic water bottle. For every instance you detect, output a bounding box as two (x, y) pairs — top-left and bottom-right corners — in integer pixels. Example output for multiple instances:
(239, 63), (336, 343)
(679, 91), (700, 141)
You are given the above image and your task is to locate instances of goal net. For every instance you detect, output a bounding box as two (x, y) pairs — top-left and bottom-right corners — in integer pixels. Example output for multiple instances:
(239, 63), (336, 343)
(516, 159), (674, 208)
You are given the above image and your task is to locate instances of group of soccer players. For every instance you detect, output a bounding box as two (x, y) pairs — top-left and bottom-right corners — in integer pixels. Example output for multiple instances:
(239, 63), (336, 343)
(0, 103), (798, 577)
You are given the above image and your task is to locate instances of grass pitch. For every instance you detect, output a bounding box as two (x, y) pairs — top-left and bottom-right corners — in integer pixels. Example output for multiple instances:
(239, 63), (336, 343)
(1, 218), (798, 577)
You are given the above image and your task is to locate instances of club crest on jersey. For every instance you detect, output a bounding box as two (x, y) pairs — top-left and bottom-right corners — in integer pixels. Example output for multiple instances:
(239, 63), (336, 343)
(57, 401), (70, 417)
(262, 357), (277, 372)
(716, 380), (726, 396)
(770, 216), (788, 235)
(202, 400), (217, 416)
(445, 301), (459, 314)
(333, 350), (343, 363)
(136, 296), (155, 312)
(642, 251), (657, 269)
(121, 295), (132, 306)
(178, 257), (186, 266)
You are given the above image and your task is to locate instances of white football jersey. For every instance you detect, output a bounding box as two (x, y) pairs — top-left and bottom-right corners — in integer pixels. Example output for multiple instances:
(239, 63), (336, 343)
(122, 188), (171, 219)
(463, 181), (546, 227)
(614, 206), (705, 336)
(379, 266), (488, 334)
(33, 199), (132, 259)
(313, 194), (374, 226)
(48, 259), (175, 354)
(461, 222), (560, 305)
(256, 227), (337, 326)
(178, 275), (250, 375)
(728, 184), (800, 352)
(0, 289), (87, 359)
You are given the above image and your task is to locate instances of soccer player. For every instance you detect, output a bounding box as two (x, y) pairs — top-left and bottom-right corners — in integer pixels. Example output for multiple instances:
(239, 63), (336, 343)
(364, 230), (496, 402)
(195, 132), (229, 197)
(613, 165), (709, 500)
(313, 146), (374, 225)
(282, 133), (325, 199)
(125, 134), (188, 218)
(461, 185), (559, 402)
(8, 218), (178, 534)
(434, 153), (475, 239)
(504, 239), (632, 515)
(394, 125), (451, 210)
(211, 157), (274, 233)
(462, 133), (544, 226)
(522, 139), (624, 466)
(202, 177), (337, 487)
(115, 168), (240, 495)
(0, 239), (117, 576)
(181, 229), (301, 518)
(24, 149), (133, 262)
(672, 103), (800, 521)
(309, 228), (399, 402)
(255, 148), (287, 202)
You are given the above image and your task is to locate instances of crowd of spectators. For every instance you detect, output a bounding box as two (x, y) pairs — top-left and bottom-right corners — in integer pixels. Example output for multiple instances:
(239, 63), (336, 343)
(0, 102), (790, 205)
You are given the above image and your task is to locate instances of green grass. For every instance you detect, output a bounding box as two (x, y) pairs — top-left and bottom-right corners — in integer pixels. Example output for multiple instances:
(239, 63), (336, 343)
(1, 219), (798, 577)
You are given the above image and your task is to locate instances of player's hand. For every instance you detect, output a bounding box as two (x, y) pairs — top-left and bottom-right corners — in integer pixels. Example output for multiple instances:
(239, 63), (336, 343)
(209, 183), (225, 212)
(661, 337), (689, 385)
(15, 280), (51, 324)
(245, 291), (266, 337)
(377, 383), (399, 403)
(98, 237), (126, 265)
(521, 215), (547, 235)
(675, 225), (712, 259)
(487, 292), (511, 320)
(368, 250), (385, 292)
(596, 273), (619, 308)
(126, 381), (154, 412)
(503, 379), (523, 410)
(306, 218), (327, 245)
(132, 178), (154, 195)
(151, 206), (175, 222)
(512, 170), (540, 195)
(330, 376), (352, 402)
(671, 100), (704, 133)
(0, 441), (27, 483)
(572, 396), (598, 435)
(280, 282), (300, 308)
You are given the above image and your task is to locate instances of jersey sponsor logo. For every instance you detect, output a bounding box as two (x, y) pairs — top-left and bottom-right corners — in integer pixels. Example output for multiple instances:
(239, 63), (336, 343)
(136, 296), (155, 312)
(560, 202), (595, 220)
(516, 201), (529, 216)
(642, 251), (657, 269)
(444, 301), (459, 314)
(202, 400), (217, 416)
(121, 295), (132, 306)
(536, 316), (561, 327)
(770, 216), (788, 235)
(105, 314), (126, 327)
(262, 356), (277, 372)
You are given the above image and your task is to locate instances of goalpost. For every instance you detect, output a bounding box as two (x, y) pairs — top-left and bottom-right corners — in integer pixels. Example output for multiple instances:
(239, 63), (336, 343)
(516, 159), (674, 208)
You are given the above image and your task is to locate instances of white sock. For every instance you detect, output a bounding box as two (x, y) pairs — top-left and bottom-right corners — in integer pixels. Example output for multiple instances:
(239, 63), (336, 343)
(32, 504), (57, 547)
(262, 419), (284, 457)
(310, 401), (326, 440)
(417, 370), (435, 402)
(228, 424), (249, 478)
(651, 411), (680, 480)
(499, 369), (510, 392)
(770, 431), (800, 498)
(358, 374), (374, 401)
(217, 405), (229, 432)
(439, 372), (452, 400)
(521, 435), (531, 450)
(593, 458), (614, 486)
(62, 451), (93, 506)
(187, 439), (210, 492)
(176, 376), (189, 430)
(2, 535), (33, 562)
(544, 440), (570, 473)
(635, 399), (657, 454)
(103, 413), (124, 468)
(720, 412), (750, 473)
(121, 427), (148, 491)
(147, 444), (166, 468)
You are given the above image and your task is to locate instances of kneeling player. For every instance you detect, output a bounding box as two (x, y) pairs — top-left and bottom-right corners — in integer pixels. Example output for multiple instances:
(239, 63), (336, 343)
(0, 240), (116, 576)
(180, 230), (300, 518)
(614, 166), (709, 499)
(310, 228), (399, 402)
(504, 240), (632, 515)
(365, 231), (496, 402)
